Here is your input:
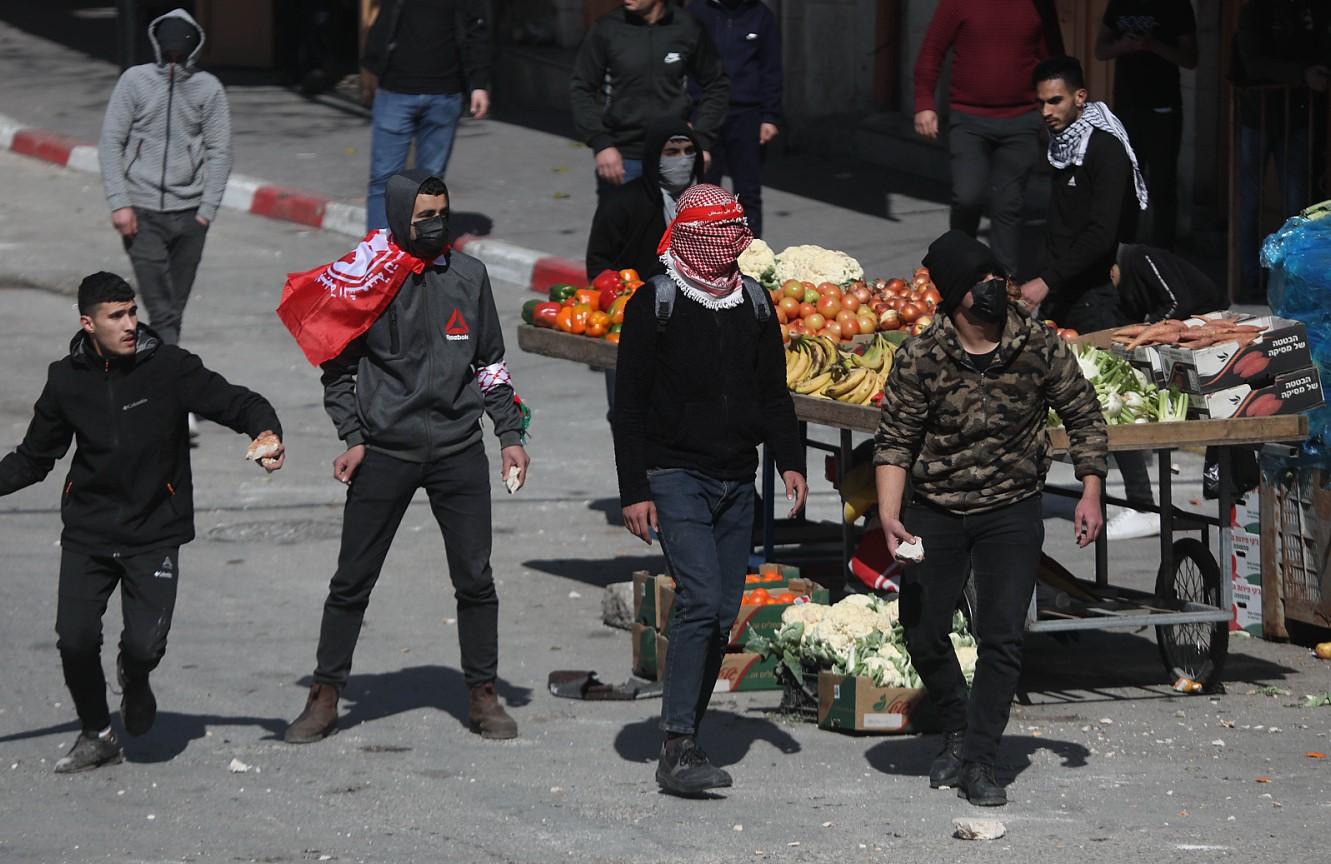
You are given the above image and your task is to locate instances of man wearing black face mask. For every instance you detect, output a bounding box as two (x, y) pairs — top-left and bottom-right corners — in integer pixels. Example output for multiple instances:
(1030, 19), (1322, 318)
(875, 230), (1107, 807)
(284, 170), (530, 745)
(99, 10), (231, 351)
(586, 118), (706, 282)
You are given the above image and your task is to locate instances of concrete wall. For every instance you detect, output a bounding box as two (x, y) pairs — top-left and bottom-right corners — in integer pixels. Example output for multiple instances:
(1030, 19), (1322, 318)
(778, 0), (878, 120)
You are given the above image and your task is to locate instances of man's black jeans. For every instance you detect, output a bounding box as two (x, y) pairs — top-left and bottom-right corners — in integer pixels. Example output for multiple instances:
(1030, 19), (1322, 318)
(898, 495), (1043, 765)
(313, 443), (499, 689)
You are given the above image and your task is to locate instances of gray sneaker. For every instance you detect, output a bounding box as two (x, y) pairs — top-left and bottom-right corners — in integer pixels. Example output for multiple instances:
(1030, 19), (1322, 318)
(54, 732), (124, 774)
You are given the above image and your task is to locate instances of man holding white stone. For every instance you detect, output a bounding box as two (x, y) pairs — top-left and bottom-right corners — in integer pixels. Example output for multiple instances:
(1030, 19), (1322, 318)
(873, 230), (1108, 807)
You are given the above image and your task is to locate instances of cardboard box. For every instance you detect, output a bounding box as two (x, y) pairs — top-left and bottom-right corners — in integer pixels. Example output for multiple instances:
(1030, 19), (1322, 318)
(633, 628), (781, 691)
(1229, 529), (1263, 636)
(816, 672), (939, 734)
(1231, 494), (1261, 535)
(1231, 529), (1262, 584)
(1158, 317), (1313, 395)
(729, 579), (830, 648)
(1194, 366), (1324, 419)
(634, 565), (806, 633)
(1232, 574), (1263, 636)
(743, 563), (802, 590)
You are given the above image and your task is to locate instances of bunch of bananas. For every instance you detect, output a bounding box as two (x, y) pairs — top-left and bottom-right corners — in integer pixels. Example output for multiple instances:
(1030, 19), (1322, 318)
(784, 334), (895, 405)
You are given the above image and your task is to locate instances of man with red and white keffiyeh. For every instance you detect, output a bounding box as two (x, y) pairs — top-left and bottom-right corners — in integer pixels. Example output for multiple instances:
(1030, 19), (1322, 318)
(612, 184), (808, 797)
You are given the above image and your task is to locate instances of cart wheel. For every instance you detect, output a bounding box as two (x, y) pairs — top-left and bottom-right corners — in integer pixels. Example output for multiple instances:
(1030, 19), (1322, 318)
(1154, 538), (1229, 693)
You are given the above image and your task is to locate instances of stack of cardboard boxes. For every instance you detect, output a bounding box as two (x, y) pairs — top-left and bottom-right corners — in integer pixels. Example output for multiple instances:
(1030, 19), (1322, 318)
(1230, 492), (1263, 636)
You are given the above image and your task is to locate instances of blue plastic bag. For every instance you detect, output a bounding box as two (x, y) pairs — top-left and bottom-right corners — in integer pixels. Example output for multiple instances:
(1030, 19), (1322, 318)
(1261, 201), (1331, 461)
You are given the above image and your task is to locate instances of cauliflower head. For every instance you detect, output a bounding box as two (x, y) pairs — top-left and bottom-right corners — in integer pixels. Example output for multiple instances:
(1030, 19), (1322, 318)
(773, 245), (864, 286)
(738, 238), (777, 282)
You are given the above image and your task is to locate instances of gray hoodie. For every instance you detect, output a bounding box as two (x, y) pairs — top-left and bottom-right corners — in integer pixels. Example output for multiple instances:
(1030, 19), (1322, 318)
(320, 170), (525, 462)
(98, 10), (233, 220)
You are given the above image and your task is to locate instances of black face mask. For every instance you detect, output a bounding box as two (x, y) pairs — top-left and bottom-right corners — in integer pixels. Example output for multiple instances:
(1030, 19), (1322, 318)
(410, 215), (448, 260)
(968, 277), (1008, 323)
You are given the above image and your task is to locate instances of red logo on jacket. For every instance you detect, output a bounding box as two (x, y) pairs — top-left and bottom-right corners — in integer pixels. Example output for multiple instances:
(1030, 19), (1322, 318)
(445, 309), (470, 341)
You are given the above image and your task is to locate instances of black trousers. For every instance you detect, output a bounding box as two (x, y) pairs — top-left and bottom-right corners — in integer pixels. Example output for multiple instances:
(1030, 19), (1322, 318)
(947, 110), (1043, 276)
(704, 105), (765, 238)
(899, 496), (1042, 765)
(313, 444), (499, 689)
(123, 208), (209, 346)
(1118, 106), (1182, 250)
(56, 547), (181, 733)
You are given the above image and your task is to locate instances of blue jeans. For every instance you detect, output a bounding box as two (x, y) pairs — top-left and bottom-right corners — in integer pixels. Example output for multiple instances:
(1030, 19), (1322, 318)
(367, 89), (465, 230)
(595, 158), (643, 197)
(649, 468), (755, 735)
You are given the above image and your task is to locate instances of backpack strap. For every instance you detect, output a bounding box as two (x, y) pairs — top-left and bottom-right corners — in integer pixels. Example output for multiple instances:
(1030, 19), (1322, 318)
(653, 273), (772, 332)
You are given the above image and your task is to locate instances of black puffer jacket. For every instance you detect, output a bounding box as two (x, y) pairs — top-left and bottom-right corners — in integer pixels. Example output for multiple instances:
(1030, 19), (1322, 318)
(0, 326), (281, 556)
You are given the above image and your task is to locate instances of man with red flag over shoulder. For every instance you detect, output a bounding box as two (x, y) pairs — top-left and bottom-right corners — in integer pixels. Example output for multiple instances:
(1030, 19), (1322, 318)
(276, 169), (531, 744)
(613, 184), (807, 796)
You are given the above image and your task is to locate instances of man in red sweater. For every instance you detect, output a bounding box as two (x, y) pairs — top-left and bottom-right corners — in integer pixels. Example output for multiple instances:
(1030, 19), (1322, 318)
(913, 0), (1062, 277)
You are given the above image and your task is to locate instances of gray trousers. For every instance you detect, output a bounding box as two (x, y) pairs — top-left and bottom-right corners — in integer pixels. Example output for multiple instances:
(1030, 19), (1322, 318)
(123, 208), (209, 345)
(947, 110), (1042, 277)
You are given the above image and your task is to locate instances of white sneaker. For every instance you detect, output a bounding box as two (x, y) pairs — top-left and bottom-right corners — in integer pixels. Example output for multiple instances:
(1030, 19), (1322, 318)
(1106, 508), (1159, 540)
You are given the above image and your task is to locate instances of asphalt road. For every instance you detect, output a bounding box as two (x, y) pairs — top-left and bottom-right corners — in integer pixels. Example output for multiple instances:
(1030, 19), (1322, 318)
(0, 143), (1329, 864)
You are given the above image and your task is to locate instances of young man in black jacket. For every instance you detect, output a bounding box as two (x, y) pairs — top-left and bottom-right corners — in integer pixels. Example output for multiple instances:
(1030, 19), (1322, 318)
(284, 170), (530, 745)
(614, 184), (806, 796)
(0, 272), (284, 773)
(687, 0), (783, 238)
(361, 0), (492, 229)
(570, 0), (729, 195)
(1019, 56), (1157, 541)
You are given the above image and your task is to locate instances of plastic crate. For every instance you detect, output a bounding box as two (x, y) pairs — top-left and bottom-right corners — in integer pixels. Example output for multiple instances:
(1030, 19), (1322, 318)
(1259, 453), (1331, 635)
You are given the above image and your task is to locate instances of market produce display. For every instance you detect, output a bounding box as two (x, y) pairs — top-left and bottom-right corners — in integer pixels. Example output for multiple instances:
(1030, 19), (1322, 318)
(520, 268), (643, 344)
(1111, 316), (1264, 350)
(752, 594), (976, 689)
(1048, 344), (1190, 427)
(784, 333), (896, 404)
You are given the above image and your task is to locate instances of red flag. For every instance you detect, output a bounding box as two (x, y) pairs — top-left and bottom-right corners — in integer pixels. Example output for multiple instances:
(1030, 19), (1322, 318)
(276, 230), (427, 366)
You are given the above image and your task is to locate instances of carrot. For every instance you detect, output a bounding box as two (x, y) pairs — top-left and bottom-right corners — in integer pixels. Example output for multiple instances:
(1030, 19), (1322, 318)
(1127, 321), (1183, 350)
(1114, 324), (1150, 338)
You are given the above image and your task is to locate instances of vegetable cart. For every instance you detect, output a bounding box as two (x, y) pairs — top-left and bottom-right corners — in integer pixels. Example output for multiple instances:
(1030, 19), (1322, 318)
(517, 325), (1309, 691)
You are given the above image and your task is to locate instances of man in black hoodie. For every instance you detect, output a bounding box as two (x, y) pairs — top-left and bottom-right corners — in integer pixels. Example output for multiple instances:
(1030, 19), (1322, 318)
(0, 272), (284, 773)
(284, 170), (529, 745)
(586, 117), (706, 283)
(570, 0), (729, 195)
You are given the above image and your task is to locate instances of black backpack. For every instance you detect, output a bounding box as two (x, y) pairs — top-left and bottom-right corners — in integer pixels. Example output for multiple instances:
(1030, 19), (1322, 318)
(651, 274), (772, 331)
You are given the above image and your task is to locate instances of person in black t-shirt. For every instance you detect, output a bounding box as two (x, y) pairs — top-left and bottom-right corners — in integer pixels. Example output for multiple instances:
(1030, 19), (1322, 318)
(1096, 0), (1197, 249)
(361, 0), (492, 230)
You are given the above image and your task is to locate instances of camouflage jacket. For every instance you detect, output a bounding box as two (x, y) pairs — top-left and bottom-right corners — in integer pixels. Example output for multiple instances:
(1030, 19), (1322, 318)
(874, 307), (1107, 514)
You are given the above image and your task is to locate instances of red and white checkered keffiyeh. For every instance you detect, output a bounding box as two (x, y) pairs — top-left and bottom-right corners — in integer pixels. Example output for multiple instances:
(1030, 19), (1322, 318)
(656, 184), (753, 306)
(475, 361), (512, 394)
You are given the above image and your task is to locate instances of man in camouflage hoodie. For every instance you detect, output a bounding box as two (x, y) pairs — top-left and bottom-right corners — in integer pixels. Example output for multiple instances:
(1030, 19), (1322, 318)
(874, 230), (1107, 807)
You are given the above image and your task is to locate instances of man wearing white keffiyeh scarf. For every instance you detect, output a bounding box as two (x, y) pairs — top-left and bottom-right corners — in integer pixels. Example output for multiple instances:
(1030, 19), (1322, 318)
(1020, 56), (1160, 541)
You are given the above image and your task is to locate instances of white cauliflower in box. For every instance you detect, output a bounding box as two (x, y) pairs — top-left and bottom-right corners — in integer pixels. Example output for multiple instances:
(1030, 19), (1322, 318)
(781, 602), (829, 631)
(954, 645), (979, 686)
(774, 245), (864, 286)
(738, 238), (777, 284)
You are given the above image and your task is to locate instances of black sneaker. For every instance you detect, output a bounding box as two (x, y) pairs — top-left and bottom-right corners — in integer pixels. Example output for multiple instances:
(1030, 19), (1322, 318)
(118, 658), (157, 737)
(956, 761), (1007, 807)
(54, 732), (123, 774)
(929, 729), (966, 788)
(656, 737), (732, 797)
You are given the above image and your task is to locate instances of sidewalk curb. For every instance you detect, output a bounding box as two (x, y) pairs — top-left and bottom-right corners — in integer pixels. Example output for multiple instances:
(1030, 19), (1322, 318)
(0, 113), (582, 295)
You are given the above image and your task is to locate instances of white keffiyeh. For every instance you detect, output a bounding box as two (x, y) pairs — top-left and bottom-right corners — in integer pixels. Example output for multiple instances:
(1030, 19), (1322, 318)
(1047, 101), (1149, 211)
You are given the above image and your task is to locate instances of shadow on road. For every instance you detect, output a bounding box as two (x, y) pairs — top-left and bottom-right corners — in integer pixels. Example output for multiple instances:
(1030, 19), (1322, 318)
(865, 732), (1090, 786)
(612, 708), (801, 768)
(292, 665), (534, 736)
(126, 711), (288, 763)
(523, 556), (667, 588)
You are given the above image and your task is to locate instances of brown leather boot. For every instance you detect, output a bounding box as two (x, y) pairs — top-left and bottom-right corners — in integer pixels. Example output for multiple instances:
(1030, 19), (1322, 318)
(468, 681), (518, 739)
(284, 683), (339, 744)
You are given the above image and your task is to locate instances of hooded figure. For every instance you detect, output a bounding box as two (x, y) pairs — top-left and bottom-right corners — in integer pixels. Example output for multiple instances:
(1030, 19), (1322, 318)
(586, 116), (706, 282)
(922, 229), (1008, 315)
(284, 168), (529, 746)
(1113, 244), (1227, 323)
(98, 8), (232, 347)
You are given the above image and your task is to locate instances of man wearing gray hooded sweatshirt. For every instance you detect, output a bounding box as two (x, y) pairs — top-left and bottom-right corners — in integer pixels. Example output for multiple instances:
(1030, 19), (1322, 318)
(99, 9), (233, 349)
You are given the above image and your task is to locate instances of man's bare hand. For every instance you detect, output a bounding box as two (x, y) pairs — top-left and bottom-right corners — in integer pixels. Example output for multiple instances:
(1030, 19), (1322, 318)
(759, 122), (779, 145)
(247, 430), (285, 472)
(880, 518), (918, 561)
(1074, 495), (1105, 548)
(914, 110), (939, 140)
(500, 444), (530, 491)
(333, 444), (366, 485)
(195, 214), (210, 228)
(783, 470), (807, 517)
(595, 147), (625, 185)
(470, 89), (491, 119)
(111, 207), (138, 238)
(623, 501), (659, 545)
(1019, 278), (1050, 314)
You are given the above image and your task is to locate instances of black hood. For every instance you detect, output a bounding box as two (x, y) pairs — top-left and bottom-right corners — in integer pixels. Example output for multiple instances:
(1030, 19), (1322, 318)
(922, 230), (1006, 314)
(70, 323), (162, 367)
(640, 116), (705, 202)
(385, 169), (449, 254)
